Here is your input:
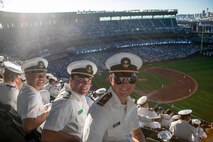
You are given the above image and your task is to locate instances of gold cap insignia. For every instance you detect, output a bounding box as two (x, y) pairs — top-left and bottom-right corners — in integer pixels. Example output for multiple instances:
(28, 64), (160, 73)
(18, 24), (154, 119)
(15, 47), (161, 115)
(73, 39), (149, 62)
(121, 58), (130, 68)
(38, 61), (45, 69)
(86, 65), (93, 73)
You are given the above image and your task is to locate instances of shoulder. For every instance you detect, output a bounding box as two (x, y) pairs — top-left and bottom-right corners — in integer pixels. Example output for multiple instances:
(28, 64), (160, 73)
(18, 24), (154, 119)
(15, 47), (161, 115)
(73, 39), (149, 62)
(96, 92), (112, 107)
(56, 90), (71, 100)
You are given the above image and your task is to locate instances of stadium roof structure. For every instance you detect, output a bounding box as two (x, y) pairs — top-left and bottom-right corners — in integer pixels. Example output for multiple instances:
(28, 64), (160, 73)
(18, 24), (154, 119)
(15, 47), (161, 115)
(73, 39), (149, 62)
(0, 9), (177, 22)
(77, 9), (178, 17)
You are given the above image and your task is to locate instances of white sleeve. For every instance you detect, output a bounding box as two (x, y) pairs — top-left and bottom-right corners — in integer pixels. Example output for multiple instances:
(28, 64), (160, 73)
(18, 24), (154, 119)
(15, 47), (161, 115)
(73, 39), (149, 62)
(138, 115), (152, 122)
(43, 100), (71, 131)
(82, 105), (108, 142)
(23, 94), (43, 119)
(131, 107), (141, 130)
(199, 128), (207, 139)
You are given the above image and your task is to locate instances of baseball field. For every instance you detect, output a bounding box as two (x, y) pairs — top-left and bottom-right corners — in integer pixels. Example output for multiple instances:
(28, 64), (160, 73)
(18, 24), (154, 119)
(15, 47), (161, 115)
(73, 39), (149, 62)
(93, 55), (213, 122)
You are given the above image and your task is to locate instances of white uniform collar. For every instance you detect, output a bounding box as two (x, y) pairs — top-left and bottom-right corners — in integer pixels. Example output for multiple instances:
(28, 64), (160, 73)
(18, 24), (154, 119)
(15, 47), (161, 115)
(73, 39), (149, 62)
(108, 87), (134, 109)
(70, 89), (85, 102)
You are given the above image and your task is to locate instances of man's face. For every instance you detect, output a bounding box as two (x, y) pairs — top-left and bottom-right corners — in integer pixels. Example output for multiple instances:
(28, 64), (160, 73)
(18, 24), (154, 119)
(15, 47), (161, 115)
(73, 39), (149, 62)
(71, 75), (92, 96)
(110, 73), (136, 101)
(26, 72), (46, 90)
(15, 76), (23, 90)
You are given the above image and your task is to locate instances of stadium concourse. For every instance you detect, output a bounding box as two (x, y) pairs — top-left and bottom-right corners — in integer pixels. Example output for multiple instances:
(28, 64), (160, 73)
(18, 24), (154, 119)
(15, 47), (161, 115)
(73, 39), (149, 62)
(1, 9), (213, 141)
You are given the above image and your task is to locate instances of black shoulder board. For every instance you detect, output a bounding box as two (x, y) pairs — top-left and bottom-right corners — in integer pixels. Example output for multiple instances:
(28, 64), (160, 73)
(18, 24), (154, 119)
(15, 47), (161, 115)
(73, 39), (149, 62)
(97, 92), (112, 106)
(63, 91), (72, 99)
(6, 84), (16, 89)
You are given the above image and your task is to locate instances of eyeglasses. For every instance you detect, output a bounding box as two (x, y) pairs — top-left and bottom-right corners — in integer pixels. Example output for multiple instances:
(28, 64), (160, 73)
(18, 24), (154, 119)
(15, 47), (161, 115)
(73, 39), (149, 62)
(114, 76), (137, 85)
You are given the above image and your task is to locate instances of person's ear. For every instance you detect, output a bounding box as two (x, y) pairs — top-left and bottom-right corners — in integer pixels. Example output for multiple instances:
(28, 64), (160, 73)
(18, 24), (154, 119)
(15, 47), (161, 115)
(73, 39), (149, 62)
(108, 74), (113, 83)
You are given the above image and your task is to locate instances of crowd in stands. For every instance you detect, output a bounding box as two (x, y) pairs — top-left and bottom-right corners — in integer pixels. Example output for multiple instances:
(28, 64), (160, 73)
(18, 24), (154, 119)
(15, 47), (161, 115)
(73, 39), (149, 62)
(0, 16), (191, 60)
(47, 42), (200, 78)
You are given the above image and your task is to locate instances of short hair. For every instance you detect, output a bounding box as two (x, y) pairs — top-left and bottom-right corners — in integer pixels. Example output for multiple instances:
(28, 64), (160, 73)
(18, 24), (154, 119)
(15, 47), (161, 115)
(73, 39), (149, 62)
(4, 68), (18, 82)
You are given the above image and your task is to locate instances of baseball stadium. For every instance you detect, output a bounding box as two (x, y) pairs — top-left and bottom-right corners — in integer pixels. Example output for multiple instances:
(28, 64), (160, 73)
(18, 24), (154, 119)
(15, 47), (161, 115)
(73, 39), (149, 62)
(0, 7), (213, 142)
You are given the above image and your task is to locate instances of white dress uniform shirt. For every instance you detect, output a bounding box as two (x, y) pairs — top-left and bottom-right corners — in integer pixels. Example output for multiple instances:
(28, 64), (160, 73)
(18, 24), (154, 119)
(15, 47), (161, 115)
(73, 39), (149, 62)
(161, 114), (172, 128)
(137, 107), (161, 129)
(82, 87), (140, 142)
(194, 127), (207, 142)
(0, 83), (19, 110)
(43, 88), (89, 138)
(169, 120), (196, 142)
(39, 89), (50, 105)
(44, 84), (59, 99)
(17, 84), (47, 128)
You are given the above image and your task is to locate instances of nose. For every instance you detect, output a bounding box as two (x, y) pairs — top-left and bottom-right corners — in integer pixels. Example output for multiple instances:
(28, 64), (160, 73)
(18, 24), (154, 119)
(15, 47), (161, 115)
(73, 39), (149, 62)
(38, 74), (46, 78)
(81, 79), (91, 85)
(122, 78), (129, 84)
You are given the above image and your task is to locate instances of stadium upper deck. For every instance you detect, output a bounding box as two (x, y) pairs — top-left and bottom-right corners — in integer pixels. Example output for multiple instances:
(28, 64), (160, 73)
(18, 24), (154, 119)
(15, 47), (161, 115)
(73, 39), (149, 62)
(0, 9), (177, 24)
(0, 9), (191, 61)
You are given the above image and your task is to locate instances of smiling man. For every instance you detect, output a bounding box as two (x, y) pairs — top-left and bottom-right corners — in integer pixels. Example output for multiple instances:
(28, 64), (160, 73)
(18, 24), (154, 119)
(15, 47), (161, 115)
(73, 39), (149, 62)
(41, 60), (97, 142)
(83, 52), (146, 142)
(17, 57), (50, 141)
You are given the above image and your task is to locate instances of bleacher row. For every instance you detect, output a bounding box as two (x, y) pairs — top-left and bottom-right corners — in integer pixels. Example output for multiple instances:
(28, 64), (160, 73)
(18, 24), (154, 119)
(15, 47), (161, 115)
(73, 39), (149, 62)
(0, 17), (191, 60)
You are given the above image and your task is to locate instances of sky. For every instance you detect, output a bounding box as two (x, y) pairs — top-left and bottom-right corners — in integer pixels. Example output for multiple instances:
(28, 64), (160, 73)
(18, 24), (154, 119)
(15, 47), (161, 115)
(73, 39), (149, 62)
(0, 0), (213, 14)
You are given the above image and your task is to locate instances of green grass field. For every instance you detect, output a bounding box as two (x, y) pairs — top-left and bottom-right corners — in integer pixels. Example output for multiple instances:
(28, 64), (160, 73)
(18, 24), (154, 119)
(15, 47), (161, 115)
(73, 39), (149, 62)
(93, 55), (213, 122)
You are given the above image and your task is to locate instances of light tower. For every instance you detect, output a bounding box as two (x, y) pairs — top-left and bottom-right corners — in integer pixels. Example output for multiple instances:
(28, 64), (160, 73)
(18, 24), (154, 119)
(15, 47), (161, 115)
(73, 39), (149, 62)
(0, 0), (4, 8)
(207, 8), (209, 17)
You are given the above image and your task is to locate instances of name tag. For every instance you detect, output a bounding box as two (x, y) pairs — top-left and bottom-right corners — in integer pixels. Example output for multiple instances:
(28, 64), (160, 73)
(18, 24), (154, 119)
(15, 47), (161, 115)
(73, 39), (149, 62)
(78, 109), (83, 115)
(113, 121), (120, 128)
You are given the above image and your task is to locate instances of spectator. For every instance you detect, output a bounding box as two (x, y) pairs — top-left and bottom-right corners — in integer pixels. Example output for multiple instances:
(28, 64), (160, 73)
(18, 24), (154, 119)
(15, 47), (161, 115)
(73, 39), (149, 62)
(41, 60), (97, 142)
(82, 52), (146, 142)
(169, 109), (196, 142)
(137, 96), (161, 129)
(191, 119), (207, 141)
(0, 61), (22, 110)
(17, 57), (50, 136)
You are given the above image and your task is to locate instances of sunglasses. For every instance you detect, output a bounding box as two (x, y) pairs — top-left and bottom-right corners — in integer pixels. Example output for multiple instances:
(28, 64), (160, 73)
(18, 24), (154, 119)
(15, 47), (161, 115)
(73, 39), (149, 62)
(114, 76), (137, 85)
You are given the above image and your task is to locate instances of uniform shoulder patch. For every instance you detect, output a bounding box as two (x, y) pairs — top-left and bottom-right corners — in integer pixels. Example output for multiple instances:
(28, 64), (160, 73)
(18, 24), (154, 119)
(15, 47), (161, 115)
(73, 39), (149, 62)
(97, 92), (112, 106)
(63, 91), (72, 99)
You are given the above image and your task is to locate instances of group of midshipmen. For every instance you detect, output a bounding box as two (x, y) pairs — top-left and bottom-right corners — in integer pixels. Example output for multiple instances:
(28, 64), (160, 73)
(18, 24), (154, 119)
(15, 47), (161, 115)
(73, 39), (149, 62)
(0, 52), (146, 142)
(0, 53), (212, 142)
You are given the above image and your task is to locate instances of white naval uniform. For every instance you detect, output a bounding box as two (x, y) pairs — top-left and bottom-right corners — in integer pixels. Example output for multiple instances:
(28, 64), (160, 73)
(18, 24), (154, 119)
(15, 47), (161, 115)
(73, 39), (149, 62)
(137, 107), (161, 129)
(39, 89), (50, 105)
(161, 114), (172, 128)
(194, 127), (207, 142)
(0, 83), (19, 110)
(169, 120), (196, 142)
(43, 88), (89, 138)
(82, 87), (140, 142)
(44, 84), (59, 99)
(17, 85), (47, 128)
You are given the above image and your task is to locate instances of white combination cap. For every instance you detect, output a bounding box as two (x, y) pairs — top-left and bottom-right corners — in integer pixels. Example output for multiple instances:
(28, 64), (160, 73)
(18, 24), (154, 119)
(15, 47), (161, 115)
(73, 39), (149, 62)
(19, 73), (26, 81)
(105, 52), (142, 73)
(178, 109), (192, 115)
(46, 73), (54, 78)
(95, 88), (106, 94)
(192, 119), (201, 125)
(49, 76), (57, 81)
(3, 61), (22, 74)
(67, 60), (97, 78)
(137, 96), (148, 105)
(171, 115), (180, 120)
(22, 57), (48, 72)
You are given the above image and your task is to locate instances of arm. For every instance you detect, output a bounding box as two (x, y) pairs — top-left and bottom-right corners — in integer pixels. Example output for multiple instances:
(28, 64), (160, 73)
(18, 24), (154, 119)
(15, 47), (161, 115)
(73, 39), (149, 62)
(82, 106), (108, 142)
(131, 127), (146, 142)
(22, 111), (49, 133)
(41, 129), (80, 142)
